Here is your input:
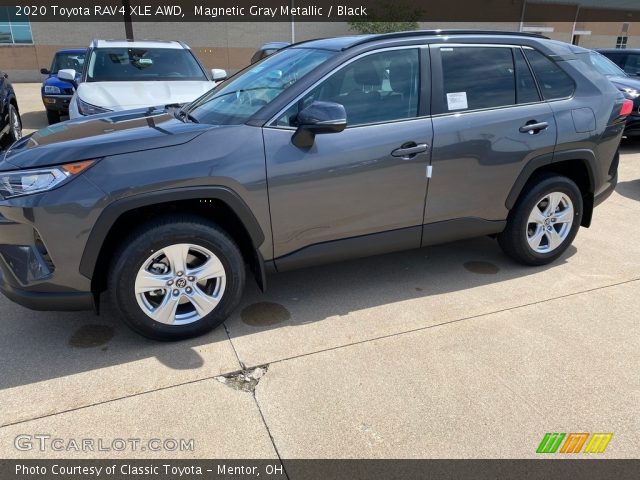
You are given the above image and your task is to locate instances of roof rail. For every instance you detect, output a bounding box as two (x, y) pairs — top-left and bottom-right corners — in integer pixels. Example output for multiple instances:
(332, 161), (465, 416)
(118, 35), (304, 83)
(345, 30), (549, 49)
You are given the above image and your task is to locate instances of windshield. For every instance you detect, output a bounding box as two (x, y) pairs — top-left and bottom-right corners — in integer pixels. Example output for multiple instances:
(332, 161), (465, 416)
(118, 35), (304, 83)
(86, 47), (207, 82)
(51, 52), (85, 74)
(187, 48), (335, 125)
(589, 52), (626, 77)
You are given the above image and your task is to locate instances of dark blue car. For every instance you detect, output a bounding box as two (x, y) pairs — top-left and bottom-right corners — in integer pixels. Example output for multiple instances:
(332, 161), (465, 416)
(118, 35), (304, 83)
(40, 48), (86, 124)
(592, 50), (640, 138)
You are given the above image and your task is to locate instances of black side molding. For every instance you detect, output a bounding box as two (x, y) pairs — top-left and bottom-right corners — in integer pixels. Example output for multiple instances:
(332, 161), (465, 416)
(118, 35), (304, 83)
(79, 186), (265, 280)
(505, 150), (596, 210)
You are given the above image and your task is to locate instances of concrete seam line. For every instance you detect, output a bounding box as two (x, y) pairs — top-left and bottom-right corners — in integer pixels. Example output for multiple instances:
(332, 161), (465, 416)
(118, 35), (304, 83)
(2, 277), (637, 429)
(261, 276), (640, 368)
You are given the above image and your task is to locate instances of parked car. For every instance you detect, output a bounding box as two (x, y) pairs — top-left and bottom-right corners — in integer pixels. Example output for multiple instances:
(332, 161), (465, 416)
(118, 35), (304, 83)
(40, 48), (86, 124)
(587, 50), (640, 137)
(58, 39), (227, 118)
(0, 71), (21, 149)
(598, 48), (640, 77)
(0, 31), (629, 340)
(250, 42), (290, 64)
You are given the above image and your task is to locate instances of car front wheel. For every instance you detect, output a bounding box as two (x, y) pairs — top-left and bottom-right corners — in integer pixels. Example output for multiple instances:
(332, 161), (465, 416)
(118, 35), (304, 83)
(498, 174), (583, 266)
(109, 216), (245, 340)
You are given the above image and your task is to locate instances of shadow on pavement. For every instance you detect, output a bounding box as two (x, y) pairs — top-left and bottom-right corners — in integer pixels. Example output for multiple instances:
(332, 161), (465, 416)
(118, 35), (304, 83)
(19, 110), (48, 132)
(0, 235), (575, 390)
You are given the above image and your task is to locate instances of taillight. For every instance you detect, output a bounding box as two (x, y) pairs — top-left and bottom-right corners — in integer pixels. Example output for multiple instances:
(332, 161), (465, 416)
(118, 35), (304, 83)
(620, 99), (634, 117)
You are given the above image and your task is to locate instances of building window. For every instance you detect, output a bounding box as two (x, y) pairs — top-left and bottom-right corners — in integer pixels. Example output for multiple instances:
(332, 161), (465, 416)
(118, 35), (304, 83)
(0, 7), (33, 44)
(616, 36), (628, 49)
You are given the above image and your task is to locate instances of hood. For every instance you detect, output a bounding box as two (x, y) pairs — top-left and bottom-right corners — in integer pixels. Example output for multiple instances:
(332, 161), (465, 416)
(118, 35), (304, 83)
(2, 109), (213, 170)
(42, 74), (78, 91)
(77, 81), (214, 111)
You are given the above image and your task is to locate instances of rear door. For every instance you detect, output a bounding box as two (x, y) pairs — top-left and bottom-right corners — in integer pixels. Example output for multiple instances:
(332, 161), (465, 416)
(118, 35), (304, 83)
(423, 44), (557, 234)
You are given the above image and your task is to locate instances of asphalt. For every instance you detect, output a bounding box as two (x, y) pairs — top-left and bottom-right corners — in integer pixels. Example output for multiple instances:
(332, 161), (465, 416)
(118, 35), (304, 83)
(1, 83), (639, 459)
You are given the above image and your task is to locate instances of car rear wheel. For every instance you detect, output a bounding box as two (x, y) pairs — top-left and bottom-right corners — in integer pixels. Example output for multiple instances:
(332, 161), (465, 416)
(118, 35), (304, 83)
(46, 109), (61, 125)
(498, 174), (583, 266)
(109, 216), (245, 340)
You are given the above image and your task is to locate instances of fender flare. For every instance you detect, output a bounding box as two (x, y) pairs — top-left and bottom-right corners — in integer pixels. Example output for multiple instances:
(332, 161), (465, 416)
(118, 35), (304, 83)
(79, 186), (265, 279)
(505, 149), (597, 210)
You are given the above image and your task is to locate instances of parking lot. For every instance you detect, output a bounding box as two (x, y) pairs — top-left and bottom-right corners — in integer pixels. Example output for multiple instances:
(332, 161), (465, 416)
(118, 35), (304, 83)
(0, 83), (639, 459)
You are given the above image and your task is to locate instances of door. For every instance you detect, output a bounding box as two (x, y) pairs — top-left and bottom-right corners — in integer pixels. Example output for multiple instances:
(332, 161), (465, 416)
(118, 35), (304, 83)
(263, 47), (433, 269)
(424, 44), (558, 231)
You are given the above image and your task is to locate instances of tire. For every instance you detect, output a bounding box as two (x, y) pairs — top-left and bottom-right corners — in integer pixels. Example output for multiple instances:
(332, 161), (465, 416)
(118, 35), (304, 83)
(46, 109), (61, 125)
(498, 173), (583, 266)
(108, 216), (245, 341)
(4, 103), (21, 146)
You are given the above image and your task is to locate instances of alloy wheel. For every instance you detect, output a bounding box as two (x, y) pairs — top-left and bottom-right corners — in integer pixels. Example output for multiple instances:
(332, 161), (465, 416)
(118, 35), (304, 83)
(134, 243), (226, 325)
(526, 192), (574, 254)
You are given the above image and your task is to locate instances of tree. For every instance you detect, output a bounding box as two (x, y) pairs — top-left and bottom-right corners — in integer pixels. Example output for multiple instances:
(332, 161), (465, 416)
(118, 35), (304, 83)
(348, 1), (422, 34)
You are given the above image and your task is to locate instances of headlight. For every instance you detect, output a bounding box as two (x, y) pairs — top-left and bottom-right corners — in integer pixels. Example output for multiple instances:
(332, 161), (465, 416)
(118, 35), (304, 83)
(0, 161), (96, 200)
(77, 98), (112, 116)
(621, 87), (640, 99)
(44, 85), (61, 95)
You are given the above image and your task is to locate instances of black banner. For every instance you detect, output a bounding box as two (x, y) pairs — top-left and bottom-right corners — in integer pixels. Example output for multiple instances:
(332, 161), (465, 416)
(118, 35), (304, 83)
(1, 460), (640, 480)
(0, 0), (639, 22)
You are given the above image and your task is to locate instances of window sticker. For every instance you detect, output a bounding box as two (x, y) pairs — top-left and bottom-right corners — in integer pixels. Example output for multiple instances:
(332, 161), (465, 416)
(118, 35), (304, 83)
(446, 91), (468, 110)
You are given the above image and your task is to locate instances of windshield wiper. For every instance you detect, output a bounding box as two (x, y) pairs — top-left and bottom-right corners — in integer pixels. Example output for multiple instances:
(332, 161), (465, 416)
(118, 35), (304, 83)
(174, 107), (199, 124)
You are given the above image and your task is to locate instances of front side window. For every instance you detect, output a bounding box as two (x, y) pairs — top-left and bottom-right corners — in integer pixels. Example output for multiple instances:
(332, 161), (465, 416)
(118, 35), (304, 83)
(188, 48), (334, 126)
(277, 49), (420, 128)
(86, 48), (207, 82)
(440, 47), (517, 111)
(524, 49), (575, 100)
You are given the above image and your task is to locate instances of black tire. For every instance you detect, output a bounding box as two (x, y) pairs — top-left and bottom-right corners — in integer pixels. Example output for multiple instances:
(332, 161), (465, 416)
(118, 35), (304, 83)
(3, 103), (21, 147)
(46, 109), (61, 125)
(108, 216), (245, 341)
(498, 173), (583, 266)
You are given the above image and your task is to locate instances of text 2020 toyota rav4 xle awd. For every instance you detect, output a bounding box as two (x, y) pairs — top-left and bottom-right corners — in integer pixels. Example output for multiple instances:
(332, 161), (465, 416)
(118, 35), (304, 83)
(0, 32), (629, 340)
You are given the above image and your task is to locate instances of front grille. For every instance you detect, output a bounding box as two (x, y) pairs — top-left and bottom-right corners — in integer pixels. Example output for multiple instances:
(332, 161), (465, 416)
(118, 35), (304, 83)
(62, 88), (74, 95)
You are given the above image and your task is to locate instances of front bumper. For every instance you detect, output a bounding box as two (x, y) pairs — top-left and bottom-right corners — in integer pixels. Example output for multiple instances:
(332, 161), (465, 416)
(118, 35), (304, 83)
(42, 94), (72, 113)
(0, 176), (107, 312)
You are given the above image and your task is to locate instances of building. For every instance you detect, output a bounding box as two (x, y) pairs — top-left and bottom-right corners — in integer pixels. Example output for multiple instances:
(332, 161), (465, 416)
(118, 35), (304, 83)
(1, 0), (640, 82)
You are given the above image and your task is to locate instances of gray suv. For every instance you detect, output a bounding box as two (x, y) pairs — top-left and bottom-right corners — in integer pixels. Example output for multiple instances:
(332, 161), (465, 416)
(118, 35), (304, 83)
(0, 31), (629, 340)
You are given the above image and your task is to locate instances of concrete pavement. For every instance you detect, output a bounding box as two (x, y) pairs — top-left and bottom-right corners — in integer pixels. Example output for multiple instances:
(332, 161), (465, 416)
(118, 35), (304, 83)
(1, 84), (638, 460)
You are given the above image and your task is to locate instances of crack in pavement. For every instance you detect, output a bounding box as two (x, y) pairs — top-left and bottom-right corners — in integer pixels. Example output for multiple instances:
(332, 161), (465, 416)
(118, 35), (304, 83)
(2, 276), (638, 430)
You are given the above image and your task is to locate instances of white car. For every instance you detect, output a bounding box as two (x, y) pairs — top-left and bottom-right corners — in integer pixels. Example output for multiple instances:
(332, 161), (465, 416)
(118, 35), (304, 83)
(59, 39), (227, 118)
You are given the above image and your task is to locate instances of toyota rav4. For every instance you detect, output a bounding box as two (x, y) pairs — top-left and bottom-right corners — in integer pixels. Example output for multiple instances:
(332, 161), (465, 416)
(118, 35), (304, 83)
(0, 31), (629, 340)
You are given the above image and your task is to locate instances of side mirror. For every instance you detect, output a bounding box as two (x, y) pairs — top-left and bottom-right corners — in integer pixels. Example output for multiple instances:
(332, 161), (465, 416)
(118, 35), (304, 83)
(40, 68), (50, 75)
(292, 101), (347, 148)
(58, 69), (78, 88)
(211, 68), (227, 82)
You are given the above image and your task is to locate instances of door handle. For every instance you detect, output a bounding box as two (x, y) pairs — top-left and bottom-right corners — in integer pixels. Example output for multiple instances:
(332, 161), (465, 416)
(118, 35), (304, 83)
(519, 121), (549, 134)
(391, 143), (429, 159)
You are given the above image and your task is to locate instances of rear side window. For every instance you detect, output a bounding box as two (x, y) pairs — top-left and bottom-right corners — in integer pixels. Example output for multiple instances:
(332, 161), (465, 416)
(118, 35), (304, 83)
(523, 49), (575, 100)
(441, 47), (516, 111)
